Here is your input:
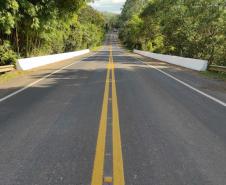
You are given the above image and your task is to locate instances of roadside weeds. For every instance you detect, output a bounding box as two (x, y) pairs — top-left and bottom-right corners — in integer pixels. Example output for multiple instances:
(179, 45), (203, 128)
(200, 71), (226, 82)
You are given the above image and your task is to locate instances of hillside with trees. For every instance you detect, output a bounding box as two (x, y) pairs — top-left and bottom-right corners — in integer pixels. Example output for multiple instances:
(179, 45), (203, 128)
(103, 12), (120, 31)
(0, 0), (106, 66)
(119, 0), (226, 66)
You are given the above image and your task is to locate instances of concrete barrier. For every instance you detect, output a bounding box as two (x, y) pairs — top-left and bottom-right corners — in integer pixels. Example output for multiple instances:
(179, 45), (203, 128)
(134, 49), (208, 71)
(16, 49), (90, 70)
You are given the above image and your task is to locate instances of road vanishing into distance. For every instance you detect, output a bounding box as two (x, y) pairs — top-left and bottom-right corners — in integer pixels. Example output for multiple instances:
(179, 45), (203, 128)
(0, 33), (226, 185)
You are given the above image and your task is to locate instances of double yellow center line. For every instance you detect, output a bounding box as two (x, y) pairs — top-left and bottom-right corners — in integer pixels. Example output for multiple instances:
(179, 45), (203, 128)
(91, 46), (125, 185)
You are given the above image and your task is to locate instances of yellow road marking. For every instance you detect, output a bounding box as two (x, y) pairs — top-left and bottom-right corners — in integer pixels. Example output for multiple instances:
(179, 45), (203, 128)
(104, 176), (113, 183)
(111, 47), (125, 185)
(91, 59), (111, 185)
(107, 63), (115, 69)
(91, 44), (125, 185)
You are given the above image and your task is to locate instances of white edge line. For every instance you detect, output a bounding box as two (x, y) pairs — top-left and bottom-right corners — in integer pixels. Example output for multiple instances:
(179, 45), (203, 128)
(0, 52), (97, 103)
(135, 56), (226, 107)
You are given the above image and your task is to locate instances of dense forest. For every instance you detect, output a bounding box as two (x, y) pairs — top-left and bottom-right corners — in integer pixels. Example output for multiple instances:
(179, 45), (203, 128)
(0, 0), (106, 66)
(1, 1), (225, 67)
(103, 12), (120, 31)
(119, 0), (226, 66)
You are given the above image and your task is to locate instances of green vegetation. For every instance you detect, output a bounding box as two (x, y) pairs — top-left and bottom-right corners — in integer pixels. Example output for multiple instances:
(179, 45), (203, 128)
(0, 0), (106, 66)
(0, 41), (17, 65)
(0, 70), (30, 83)
(201, 71), (226, 81)
(119, 0), (226, 66)
(103, 12), (120, 31)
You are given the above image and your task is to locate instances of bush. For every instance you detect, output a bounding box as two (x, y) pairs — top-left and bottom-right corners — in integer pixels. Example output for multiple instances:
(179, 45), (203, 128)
(0, 41), (17, 66)
(119, 0), (226, 66)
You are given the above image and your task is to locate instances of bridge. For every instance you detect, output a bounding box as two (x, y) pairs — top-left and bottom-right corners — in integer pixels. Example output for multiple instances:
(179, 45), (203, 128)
(0, 33), (226, 185)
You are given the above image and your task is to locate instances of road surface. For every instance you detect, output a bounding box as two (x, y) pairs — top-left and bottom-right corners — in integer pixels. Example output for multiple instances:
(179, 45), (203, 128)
(0, 34), (226, 185)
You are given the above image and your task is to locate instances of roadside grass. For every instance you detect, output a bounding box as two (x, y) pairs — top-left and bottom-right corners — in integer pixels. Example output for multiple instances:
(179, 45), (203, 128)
(91, 46), (103, 52)
(200, 71), (226, 81)
(0, 70), (30, 84)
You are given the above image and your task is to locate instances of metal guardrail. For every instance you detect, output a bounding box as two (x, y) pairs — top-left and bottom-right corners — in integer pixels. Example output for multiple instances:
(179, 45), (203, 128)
(0, 65), (14, 73)
(209, 65), (226, 73)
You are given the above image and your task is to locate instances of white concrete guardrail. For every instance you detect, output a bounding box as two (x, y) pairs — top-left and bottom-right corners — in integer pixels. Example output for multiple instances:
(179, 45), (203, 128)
(16, 49), (90, 70)
(134, 49), (208, 71)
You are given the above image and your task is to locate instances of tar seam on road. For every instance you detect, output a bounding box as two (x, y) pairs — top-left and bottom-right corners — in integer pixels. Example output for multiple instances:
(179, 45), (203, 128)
(135, 57), (226, 107)
(91, 45), (125, 185)
(0, 53), (96, 103)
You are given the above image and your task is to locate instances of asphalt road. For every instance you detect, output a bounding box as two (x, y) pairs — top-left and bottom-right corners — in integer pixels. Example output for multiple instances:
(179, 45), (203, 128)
(0, 33), (226, 185)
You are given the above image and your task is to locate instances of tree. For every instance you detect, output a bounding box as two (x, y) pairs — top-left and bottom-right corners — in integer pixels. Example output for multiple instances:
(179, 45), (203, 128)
(119, 0), (226, 66)
(0, 1), (106, 66)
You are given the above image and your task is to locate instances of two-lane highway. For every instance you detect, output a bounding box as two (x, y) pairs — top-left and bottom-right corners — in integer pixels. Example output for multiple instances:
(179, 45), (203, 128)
(0, 33), (226, 185)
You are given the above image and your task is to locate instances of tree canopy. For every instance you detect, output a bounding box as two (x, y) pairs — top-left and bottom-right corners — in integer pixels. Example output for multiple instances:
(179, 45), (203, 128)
(119, 0), (226, 66)
(0, 0), (105, 65)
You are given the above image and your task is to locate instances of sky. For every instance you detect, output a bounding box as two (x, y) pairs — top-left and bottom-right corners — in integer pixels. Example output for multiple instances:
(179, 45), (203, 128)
(89, 0), (126, 14)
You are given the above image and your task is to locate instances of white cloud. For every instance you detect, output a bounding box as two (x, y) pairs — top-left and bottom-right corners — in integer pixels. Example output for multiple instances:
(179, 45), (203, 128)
(112, 0), (126, 3)
(90, 0), (126, 13)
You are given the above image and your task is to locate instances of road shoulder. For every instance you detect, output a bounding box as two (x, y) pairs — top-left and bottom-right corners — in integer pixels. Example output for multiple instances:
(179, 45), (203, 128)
(131, 52), (226, 104)
(0, 52), (92, 100)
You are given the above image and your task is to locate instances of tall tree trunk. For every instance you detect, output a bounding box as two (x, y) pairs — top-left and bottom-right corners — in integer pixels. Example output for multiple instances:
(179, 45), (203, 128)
(208, 45), (215, 68)
(15, 25), (20, 55)
(26, 34), (29, 57)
